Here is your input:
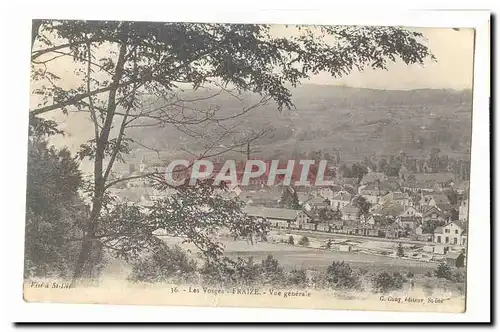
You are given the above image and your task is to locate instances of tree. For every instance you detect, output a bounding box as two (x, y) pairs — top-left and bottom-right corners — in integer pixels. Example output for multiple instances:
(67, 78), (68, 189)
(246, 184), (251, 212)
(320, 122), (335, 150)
(325, 261), (360, 289)
(298, 236), (310, 246)
(24, 134), (89, 278)
(280, 187), (301, 210)
(434, 262), (453, 280)
(30, 20), (435, 282)
(396, 242), (404, 257)
(351, 163), (368, 184)
(372, 272), (405, 293)
(352, 195), (372, 217)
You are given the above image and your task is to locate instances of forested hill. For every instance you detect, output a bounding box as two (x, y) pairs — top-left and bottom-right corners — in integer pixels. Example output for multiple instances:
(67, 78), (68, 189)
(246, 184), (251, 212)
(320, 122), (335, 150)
(127, 84), (473, 162)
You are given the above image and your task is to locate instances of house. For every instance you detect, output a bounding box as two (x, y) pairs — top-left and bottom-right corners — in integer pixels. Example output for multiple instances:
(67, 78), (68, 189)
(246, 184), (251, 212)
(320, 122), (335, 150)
(419, 193), (450, 207)
(395, 216), (421, 231)
(401, 179), (436, 193)
(412, 225), (433, 242)
(459, 200), (469, 221)
(398, 206), (422, 218)
(412, 173), (456, 187)
(371, 202), (405, 219)
(360, 172), (387, 185)
(358, 181), (393, 204)
(297, 192), (314, 206)
(446, 251), (466, 268)
(317, 187), (336, 200)
(384, 224), (407, 239)
(330, 191), (352, 211)
(341, 204), (360, 221)
(303, 197), (330, 212)
(366, 214), (391, 227)
(433, 221), (467, 246)
(423, 205), (449, 227)
(240, 189), (282, 207)
(455, 180), (470, 195)
(381, 191), (411, 207)
(243, 206), (304, 229)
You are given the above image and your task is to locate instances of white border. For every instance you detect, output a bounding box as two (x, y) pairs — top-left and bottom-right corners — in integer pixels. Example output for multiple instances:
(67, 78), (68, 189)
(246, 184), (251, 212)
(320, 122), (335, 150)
(1, 2), (491, 324)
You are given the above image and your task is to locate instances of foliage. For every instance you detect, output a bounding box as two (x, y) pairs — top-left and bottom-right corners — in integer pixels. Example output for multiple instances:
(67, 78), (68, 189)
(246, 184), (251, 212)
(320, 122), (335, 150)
(434, 262), (465, 283)
(128, 244), (198, 283)
(396, 242), (404, 257)
(30, 20), (436, 279)
(298, 236), (310, 247)
(434, 262), (453, 280)
(288, 235), (295, 245)
(280, 187), (301, 210)
(352, 195), (372, 217)
(372, 272), (405, 293)
(325, 261), (360, 289)
(286, 269), (308, 287)
(147, 180), (270, 266)
(24, 138), (87, 278)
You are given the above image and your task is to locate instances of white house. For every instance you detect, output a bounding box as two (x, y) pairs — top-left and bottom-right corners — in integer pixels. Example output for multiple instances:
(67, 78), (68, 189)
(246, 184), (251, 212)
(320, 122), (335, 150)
(433, 221), (467, 246)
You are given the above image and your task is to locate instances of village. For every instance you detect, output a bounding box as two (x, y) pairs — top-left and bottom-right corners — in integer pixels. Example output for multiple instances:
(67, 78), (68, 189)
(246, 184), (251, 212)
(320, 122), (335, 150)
(109, 151), (470, 269)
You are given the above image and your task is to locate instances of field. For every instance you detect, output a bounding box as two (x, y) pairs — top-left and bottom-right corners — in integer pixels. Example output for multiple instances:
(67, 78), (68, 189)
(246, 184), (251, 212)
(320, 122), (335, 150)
(157, 236), (438, 274)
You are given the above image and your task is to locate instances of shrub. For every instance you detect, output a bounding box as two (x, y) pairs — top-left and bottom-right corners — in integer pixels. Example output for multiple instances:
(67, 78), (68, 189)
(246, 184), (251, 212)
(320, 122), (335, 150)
(298, 236), (310, 246)
(396, 243), (404, 257)
(288, 235), (295, 245)
(287, 269), (308, 287)
(260, 255), (284, 284)
(452, 268), (466, 283)
(128, 244), (197, 283)
(372, 272), (405, 293)
(406, 270), (414, 278)
(232, 257), (261, 285)
(434, 262), (453, 280)
(325, 261), (360, 289)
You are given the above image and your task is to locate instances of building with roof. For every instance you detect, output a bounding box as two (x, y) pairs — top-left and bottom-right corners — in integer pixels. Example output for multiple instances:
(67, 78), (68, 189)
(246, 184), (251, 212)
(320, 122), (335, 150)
(459, 200), (469, 221)
(446, 251), (466, 268)
(341, 204), (361, 221)
(360, 172), (387, 185)
(381, 191), (411, 207)
(243, 206), (304, 229)
(433, 221), (467, 246)
(330, 191), (352, 211)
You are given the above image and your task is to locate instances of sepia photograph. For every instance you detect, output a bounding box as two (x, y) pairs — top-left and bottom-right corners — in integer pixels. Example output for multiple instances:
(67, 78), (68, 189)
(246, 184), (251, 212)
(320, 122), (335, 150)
(18, 11), (490, 319)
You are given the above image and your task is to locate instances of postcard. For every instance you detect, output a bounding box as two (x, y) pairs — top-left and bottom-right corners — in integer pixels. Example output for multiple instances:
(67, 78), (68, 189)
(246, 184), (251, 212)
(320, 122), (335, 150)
(23, 18), (481, 315)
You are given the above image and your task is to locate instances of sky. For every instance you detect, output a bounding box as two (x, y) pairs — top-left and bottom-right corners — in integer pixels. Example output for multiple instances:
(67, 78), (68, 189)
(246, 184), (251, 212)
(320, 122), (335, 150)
(270, 26), (475, 90)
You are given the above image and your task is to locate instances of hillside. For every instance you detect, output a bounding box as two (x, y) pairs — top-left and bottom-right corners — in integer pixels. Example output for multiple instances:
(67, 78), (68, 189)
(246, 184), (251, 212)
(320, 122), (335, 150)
(125, 84), (473, 163)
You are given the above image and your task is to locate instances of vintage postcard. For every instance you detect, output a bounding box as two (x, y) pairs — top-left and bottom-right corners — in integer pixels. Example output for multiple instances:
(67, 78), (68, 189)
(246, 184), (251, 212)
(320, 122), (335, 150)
(24, 18), (478, 314)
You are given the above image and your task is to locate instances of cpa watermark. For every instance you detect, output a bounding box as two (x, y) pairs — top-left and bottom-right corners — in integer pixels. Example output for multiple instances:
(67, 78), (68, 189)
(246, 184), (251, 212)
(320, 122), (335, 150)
(164, 159), (336, 187)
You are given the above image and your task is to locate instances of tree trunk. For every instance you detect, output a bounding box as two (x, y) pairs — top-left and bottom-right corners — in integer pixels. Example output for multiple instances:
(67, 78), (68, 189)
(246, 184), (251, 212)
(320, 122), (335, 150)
(71, 39), (128, 286)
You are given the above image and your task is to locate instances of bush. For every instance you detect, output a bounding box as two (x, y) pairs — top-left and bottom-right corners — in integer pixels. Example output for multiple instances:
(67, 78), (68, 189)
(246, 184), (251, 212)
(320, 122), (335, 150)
(287, 269), (308, 287)
(298, 236), (310, 247)
(232, 257), (261, 285)
(396, 243), (404, 257)
(434, 262), (453, 280)
(128, 244), (197, 283)
(260, 255), (285, 284)
(452, 268), (466, 283)
(325, 261), (360, 289)
(406, 270), (414, 278)
(288, 235), (295, 245)
(372, 272), (405, 293)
